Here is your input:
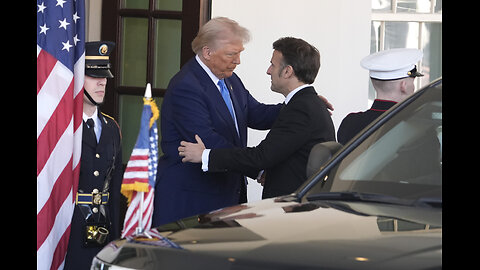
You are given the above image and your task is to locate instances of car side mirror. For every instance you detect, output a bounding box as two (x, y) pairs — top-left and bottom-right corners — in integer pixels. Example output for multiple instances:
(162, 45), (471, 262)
(306, 141), (343, 179)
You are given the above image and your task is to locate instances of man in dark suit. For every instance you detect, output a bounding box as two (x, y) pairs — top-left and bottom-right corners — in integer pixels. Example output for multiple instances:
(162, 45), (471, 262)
(179, 37), (336, 199)
(337, 48), (424, 145)
(64, 41), (123, 270)
(152, 17), (283, 226)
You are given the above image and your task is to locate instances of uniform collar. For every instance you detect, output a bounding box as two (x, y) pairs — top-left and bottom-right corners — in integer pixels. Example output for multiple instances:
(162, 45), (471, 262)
(370, 99), (397, 112)
(83, 107), (99, 123)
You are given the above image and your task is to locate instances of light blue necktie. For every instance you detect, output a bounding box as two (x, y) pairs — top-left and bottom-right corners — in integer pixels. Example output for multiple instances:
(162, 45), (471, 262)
(218, 79), (235, 120)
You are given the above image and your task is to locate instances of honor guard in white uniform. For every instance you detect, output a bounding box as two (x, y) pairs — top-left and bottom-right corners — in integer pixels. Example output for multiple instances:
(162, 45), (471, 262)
(338, 48), (423, 145)
(64, 41), (123, 270)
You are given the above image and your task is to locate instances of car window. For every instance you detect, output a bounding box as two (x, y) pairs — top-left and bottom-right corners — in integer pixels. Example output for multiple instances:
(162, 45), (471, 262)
(310, 85), (442, 201)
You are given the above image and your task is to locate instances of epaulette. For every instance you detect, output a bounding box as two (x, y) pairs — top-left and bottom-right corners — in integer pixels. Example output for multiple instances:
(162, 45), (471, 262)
(101, 112), (122, 140)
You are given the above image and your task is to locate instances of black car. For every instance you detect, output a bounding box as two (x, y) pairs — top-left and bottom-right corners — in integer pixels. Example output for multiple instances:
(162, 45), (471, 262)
(92, 78), (442, 270)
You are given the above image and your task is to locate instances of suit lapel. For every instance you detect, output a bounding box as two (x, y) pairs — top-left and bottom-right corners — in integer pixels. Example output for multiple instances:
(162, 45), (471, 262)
(191, 58), (241, 144)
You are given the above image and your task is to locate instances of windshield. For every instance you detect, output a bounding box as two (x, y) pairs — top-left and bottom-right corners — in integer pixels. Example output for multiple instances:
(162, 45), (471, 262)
(307, 83), (442, 202)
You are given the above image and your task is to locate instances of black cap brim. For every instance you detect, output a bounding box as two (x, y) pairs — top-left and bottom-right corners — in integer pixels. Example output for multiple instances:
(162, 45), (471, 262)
(85, 69), (114, 79)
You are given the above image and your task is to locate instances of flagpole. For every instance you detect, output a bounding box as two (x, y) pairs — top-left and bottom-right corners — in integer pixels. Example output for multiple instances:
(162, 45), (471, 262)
(135, 83), (152, 235)
(135, 191), (144, 234)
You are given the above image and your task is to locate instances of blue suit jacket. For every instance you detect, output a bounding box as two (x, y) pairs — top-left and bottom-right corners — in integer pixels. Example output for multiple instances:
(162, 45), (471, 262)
(152, 57), (281, 226)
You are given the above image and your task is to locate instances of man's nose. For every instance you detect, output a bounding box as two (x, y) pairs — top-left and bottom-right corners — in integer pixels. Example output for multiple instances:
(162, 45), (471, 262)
(233, 54), (241, 65)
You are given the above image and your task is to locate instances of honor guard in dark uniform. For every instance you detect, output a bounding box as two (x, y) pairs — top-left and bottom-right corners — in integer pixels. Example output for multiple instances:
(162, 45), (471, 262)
(64, 41), (123, 270)
(337, 48), (424, 145)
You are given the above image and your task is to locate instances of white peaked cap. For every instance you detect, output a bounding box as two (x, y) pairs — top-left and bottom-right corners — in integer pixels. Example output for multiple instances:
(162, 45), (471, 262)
(361, 48), (424, 80)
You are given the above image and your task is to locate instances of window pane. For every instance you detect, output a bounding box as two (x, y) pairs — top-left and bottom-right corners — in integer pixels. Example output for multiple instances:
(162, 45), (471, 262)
(156, 0), (183, 11)
(372, 0), (392, 12)
(397, 0), (431, 13)
(370, 21), (381, 53)
(420, 23), (442, 85)
(369, 21), (381, 102)
(119, 94), (163, 162)
(122, 0), (149, 9)
(153, 19), (182, 89)
(121, 17), (148, 87)
(434, 0), (442, 13)
(384, 21), (418, 50)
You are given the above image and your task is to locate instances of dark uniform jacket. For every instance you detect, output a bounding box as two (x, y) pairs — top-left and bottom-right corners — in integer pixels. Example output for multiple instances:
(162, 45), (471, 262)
(64, 110), (123, 270)
(208, 86), (336, 199)
(337, 99), (397, 145)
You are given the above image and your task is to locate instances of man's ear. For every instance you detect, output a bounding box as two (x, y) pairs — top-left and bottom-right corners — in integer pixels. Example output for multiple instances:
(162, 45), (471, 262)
(201, 46), (212, 60)
(283, 65), (294, 78)
(399, 79), (407, 94)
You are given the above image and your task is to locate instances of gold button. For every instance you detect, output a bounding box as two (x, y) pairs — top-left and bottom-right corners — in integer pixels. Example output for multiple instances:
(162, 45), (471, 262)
(92, 189), (99, 193)
(94, 171), (99, 176)
(92, 207), (98, 213)
(96, 153), (100, 159)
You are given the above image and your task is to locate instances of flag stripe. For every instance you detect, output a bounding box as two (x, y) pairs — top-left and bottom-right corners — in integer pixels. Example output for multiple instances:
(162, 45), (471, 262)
(37, 190), (75, 270)
(122, 194), (140, 236)
(37, 60), (74, 138)
(50, 224), (72, 270)
(37, 80), (74, 176)
(37, 48), (58, 94)
(37, 119), (74, 214)
(121, 188), (155, 238)
(121, 178), (150, 185)
(37, 157), (74, 250)
(124, 167), (149, 173)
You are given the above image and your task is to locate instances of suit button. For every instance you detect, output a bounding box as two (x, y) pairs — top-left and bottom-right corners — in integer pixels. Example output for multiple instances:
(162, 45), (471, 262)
(96, 153), (100, 159)
(93, 171), (99, 177)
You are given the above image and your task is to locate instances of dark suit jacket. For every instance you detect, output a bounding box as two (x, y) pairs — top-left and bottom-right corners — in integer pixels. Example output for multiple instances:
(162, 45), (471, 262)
(153, 57), (281, 226)
(337, 99), (397, 145)
(64, 110), (123, 270)
(208, 86), (336, 199)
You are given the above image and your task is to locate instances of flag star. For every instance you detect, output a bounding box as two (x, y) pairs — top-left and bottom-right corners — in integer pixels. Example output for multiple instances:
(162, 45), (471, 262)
(56, 0), (67, 8)
(39, 23), (49, 35)
(73, 34), (80, 45)
(38, 2), (47, 13)
(62, 40), (73, 52)
(58, 18), (70, 30)
(73, 12), (80, 23)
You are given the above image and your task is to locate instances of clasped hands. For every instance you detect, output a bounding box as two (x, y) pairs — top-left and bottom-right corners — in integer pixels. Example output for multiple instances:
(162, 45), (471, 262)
(178, 135), (266, 186)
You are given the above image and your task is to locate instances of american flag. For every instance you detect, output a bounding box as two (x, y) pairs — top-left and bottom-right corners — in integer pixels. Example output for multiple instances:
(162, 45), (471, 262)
(121, 94), (159, 237)
(37, 0), (85, 269)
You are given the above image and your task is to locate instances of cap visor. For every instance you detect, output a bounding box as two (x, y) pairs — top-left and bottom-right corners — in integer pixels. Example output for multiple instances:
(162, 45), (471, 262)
(85, 69), (114, 79)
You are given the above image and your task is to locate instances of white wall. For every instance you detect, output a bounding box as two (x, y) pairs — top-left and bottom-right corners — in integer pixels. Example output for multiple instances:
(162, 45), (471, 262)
(212, 0), (372, 202)
(85, 0), (102, 41)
